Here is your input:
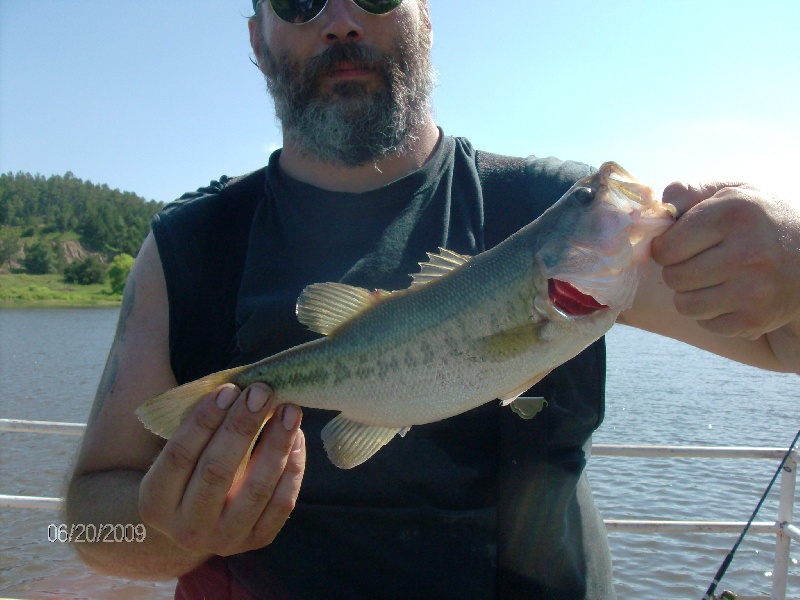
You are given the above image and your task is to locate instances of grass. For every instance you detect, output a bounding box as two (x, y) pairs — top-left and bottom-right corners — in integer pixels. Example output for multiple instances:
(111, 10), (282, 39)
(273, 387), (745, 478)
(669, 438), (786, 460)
(0, 273), (122, 307)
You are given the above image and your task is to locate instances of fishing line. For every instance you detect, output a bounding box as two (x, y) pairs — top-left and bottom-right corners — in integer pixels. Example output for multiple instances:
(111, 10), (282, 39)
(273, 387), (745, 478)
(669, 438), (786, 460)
(701, 427), (800, 600)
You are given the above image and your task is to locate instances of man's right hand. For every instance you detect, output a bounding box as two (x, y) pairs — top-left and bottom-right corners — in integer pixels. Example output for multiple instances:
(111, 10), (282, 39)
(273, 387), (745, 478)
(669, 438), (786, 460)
(139, 383), (305, 558)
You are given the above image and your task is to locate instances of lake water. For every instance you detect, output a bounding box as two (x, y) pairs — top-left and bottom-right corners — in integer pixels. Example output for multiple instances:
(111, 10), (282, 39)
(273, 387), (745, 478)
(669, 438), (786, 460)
(1, 307), (797, 598)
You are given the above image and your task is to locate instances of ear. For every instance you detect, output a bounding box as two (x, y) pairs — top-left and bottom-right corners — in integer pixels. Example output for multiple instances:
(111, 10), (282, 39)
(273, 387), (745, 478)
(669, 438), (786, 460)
(249, 16), (265, 71)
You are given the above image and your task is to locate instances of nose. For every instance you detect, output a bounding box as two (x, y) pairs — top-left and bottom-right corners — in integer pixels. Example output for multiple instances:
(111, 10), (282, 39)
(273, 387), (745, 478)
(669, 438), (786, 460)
(319, 0), (365, 44)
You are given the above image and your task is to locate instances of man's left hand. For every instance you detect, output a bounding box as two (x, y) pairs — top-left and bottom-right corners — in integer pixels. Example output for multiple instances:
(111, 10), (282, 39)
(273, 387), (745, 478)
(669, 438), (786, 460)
(651, 181), (800, 341)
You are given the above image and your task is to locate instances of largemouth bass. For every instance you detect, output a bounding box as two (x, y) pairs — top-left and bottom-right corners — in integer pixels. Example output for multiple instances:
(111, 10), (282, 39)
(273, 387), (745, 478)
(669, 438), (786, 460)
(137, 162), (676, 468)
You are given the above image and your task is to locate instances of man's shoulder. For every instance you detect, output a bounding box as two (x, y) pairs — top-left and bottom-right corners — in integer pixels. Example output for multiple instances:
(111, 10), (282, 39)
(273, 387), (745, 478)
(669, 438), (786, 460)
(155, 168), (267, 225)
(472, 147), (591, 187)
(470, 149), (593, 245)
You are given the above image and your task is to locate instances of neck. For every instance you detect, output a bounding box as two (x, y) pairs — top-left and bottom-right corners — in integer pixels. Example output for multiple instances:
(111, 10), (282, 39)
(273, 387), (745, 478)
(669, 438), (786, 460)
(277, 116), (441, 193)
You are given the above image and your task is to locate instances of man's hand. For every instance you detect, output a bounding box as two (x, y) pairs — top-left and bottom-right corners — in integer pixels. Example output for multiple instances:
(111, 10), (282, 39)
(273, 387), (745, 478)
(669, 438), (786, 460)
(139, 383), (305, 558)
(651, 181), (800, 341)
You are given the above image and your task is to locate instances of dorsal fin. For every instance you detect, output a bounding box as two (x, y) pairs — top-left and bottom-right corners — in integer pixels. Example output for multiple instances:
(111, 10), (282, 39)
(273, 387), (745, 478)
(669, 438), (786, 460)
(410, 248), (471, 287)
(296, 282), (391, 336)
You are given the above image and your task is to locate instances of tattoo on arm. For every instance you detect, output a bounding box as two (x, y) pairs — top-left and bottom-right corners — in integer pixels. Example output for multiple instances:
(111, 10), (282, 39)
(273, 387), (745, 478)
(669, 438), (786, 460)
(87, 276), (136, 425)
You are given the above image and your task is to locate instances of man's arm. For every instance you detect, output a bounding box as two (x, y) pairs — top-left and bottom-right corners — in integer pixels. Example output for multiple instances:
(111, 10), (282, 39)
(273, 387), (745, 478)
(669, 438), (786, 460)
(65, 233), (306, 579)
(620, 181), (800, 373)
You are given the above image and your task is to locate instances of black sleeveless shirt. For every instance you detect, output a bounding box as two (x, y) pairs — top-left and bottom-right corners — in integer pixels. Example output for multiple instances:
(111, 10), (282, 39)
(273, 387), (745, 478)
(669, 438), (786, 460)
(152, 135), (615, 599)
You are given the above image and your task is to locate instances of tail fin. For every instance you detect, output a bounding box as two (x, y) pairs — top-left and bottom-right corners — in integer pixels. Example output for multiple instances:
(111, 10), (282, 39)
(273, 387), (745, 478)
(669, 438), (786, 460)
(136, 365), (250, 439)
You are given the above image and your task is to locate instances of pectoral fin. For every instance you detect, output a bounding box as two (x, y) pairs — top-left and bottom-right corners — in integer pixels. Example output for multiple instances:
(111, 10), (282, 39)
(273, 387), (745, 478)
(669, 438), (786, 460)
(321, 414), (409, 469)
(476, 322), (547, 362)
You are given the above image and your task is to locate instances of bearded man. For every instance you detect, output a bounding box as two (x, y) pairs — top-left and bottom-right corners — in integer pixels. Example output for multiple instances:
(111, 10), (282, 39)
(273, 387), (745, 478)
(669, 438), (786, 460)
(66, 1), (800, 598)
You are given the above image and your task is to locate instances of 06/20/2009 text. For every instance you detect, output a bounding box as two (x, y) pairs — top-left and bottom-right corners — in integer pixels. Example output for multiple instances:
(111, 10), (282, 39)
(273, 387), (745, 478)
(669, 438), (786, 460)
(48, 523), (146, 543)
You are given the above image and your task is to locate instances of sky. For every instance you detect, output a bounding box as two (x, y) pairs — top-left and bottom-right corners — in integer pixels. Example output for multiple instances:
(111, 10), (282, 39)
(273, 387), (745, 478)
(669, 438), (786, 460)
(1, 0), (798, 204)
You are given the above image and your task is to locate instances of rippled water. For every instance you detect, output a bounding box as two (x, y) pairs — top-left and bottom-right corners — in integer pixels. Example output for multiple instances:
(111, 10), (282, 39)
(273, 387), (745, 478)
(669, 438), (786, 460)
(0, 308), (797, 598)
(593, 325), (799, 598)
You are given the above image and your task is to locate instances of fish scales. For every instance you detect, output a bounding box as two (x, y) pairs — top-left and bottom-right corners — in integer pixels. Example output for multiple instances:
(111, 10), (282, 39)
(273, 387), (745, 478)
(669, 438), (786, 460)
(137, 162), (677, 468)
(258, 244), (536, 422)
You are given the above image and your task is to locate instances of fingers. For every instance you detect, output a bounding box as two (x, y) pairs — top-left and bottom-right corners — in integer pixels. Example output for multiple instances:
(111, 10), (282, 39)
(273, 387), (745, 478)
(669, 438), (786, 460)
(139, 382), (306, 556)
(653, 181), (748, 266)
(243, 409), (305, 548)
(661, 180), (746, 217)
(180, 384), (275, 533)
(650, 181), (799, 339)
(670, 274), (781, 340)
(660, 244), (728, 292)
(218, 403), (304, 551)
(141, 384), (250, 522)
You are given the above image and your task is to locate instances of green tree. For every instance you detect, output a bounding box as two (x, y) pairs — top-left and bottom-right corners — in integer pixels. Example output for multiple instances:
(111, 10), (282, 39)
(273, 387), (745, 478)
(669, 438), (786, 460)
(64, 256), (107, 285)
(23, 241), (55, 274)
(108, 253), (134, 294)
(0, 231), (20, 268)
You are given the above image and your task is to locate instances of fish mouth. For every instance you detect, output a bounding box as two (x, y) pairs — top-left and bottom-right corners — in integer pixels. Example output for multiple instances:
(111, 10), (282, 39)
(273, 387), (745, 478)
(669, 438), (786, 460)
(548, 279), (609, 316)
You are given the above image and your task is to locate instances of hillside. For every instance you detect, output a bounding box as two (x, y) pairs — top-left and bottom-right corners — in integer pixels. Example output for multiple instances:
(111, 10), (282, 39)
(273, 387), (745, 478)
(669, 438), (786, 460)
(0, 171), (166, 279)
(0, 171), (164, 265)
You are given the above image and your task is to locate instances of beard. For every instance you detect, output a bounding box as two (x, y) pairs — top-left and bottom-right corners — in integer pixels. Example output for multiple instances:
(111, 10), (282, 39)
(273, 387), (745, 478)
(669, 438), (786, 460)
(257, 27), (435, 167)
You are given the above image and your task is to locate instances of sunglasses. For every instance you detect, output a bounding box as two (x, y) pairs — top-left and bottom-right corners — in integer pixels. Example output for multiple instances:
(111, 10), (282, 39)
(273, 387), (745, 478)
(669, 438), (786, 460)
(259, 0), (404, 25)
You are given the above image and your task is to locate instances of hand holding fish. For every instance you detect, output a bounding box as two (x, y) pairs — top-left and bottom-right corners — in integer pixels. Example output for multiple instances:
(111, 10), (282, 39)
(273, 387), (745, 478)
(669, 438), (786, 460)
(138, 383), (305, 556)
(652, 181), (800, 343)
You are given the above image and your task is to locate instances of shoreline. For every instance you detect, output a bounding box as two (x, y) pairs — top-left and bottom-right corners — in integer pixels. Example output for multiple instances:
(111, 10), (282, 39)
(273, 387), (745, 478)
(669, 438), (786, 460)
(0, 273), (123, 308)
(0, 300), (122, 308)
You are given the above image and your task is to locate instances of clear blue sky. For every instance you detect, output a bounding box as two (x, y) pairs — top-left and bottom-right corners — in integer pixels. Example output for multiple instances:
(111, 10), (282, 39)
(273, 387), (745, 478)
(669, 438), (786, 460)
(1, 0), (798, 203)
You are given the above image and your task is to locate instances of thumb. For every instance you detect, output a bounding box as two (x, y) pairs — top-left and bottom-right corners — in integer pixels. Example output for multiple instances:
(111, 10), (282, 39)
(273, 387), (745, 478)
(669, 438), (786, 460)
(662, 181), (746, 217)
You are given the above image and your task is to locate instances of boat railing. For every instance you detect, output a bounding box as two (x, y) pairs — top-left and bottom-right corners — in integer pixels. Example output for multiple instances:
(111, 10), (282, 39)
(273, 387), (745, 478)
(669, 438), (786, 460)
(1, 418), (797, 600)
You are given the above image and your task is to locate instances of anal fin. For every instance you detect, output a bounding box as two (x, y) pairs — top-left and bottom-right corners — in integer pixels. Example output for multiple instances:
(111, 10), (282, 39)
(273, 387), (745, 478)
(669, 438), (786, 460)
(321, 414), (408, 469)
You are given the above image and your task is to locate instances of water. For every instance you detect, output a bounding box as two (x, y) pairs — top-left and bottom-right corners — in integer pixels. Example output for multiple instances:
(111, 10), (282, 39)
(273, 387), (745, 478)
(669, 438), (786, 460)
(593, 325), (799, 598)
(0, 308), (175, 599)
(0, 308), (797, 598)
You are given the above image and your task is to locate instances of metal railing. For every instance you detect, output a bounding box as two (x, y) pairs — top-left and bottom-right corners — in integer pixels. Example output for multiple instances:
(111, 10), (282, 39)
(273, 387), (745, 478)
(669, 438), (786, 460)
(592, 443), (798, 600)
(1, 418), (797, 599)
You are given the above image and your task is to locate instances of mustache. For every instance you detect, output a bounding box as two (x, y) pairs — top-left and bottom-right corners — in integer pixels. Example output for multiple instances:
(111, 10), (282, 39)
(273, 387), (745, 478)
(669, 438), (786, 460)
(306, 43), (394, 82)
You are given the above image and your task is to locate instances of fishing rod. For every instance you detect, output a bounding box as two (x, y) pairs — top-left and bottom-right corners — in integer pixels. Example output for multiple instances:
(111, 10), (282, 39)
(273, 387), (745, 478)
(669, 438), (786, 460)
(702, 427), (800, 600)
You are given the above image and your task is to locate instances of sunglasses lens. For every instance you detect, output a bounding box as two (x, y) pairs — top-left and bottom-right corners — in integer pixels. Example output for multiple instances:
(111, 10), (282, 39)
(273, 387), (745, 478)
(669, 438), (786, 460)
(353, 0), (404, 14)
(270, 0), (327, 23)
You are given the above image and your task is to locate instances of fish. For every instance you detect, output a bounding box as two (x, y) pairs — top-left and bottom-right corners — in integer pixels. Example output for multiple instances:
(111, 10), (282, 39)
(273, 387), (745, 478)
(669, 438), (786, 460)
(137, 161), (677, 469)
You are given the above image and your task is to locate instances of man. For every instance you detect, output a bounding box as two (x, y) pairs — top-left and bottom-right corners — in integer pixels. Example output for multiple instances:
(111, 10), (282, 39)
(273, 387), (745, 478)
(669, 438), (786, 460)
(66, 0), (800, 598)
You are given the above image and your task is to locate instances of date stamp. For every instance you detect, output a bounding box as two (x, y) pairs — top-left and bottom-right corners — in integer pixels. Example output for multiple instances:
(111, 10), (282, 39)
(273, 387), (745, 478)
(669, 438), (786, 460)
(48, 523), (146, 543)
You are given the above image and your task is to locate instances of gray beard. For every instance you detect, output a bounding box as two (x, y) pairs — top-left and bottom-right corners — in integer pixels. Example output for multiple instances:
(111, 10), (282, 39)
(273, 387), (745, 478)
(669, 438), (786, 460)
(258, 32), (435, 167)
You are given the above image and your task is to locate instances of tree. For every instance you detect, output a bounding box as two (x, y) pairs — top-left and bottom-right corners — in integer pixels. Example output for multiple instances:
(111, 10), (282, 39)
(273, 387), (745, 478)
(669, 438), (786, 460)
(64, 256), (107, 285)
(0, 171), (163, 257)
(0, 232), (20, 268)
(108, 253), (134, 294)
(23, 241), (56, 274)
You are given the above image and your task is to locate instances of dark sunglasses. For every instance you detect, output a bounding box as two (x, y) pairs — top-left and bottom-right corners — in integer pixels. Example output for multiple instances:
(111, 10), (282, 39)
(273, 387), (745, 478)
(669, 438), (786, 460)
(259, 0), (404, 24)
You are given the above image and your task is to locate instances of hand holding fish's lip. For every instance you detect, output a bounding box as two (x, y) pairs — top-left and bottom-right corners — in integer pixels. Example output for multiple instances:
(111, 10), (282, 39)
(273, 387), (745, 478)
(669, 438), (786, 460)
(138, 383), (305, 556)
(653, 181), (800, 339)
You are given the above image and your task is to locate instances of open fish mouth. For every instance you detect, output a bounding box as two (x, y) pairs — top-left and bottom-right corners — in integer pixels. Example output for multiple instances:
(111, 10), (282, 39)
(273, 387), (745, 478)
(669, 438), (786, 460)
(548, 278), (609, 316)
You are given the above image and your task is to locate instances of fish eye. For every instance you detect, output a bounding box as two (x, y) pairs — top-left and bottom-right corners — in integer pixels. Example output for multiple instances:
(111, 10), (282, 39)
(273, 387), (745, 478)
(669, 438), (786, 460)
(573, 187), (594, 204)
